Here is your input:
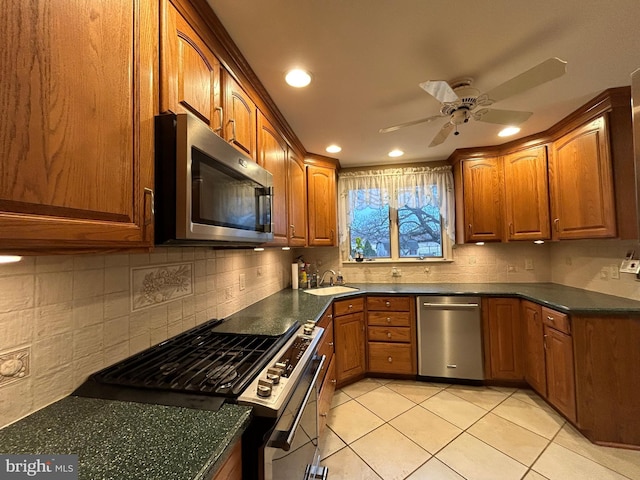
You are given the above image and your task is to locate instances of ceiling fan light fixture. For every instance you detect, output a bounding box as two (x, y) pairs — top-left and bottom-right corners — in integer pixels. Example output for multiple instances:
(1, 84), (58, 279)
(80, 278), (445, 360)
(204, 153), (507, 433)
(498, 126), (521, 137)
(326, 144), (342, 153)
(388, 149), (404, 158)
(285, 69), (312, 88)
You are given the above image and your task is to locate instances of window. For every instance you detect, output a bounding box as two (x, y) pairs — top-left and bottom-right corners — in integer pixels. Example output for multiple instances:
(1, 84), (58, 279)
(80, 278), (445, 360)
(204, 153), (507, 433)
(339, 166), (454, 262)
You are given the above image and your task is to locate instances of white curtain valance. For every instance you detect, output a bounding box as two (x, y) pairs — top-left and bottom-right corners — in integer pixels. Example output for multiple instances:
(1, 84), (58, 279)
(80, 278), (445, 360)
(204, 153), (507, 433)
(337, 165), (455, 244)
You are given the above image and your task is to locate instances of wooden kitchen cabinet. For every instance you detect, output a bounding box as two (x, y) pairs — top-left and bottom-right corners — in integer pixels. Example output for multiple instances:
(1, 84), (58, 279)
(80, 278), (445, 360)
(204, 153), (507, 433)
(522, 300), (546, 396)
(316, 305), (336, 437)
(160, 0), (222, 134)
(366, 296), (416, 375)
(223, 70), (257, 160)
(502, 146), (551, 241)
(549, 116), (616, 239)
(210, 440), (242, 480)
(482, 298), (524, 381)
(333, 298), (366, 386)
(257, 112), (288, 245)
(461, 157), (504, 242)
(287, 148), (307, 246)
(306, 160), (338, 246)
(0, 0), (156, 251)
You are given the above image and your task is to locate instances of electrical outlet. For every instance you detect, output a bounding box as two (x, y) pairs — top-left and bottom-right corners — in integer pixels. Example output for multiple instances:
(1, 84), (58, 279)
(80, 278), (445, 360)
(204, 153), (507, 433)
(610, 265), (620, 279)
(524, 259), (534, 270)
(225, 286), (233, 300)
(239, 273), (246, 291)
(600, 268), (608, 280)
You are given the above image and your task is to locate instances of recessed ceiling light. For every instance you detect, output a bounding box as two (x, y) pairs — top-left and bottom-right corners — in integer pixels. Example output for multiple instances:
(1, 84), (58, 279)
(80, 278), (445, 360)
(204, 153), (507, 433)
(326, 144), (342, 153)
(285, 69), (311, 88)
(498, 126), (521, 137)
(388, 149), (404, 158)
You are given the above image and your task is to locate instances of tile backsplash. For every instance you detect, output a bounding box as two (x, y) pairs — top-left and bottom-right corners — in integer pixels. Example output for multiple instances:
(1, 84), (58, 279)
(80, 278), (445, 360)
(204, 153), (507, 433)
(0, 247), (292, 428)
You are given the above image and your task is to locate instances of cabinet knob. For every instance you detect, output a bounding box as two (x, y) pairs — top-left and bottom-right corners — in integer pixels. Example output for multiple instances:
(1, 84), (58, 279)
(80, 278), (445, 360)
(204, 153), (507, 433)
(331, 379), (337, 384)
(320, 413), (328, 417)
(387, 356), (393, 363)
(386, 317), (391, 323)
(386, 332), (392, 339)
(328, 342), (334, 347)
(348, 304), (353, 309)
(328, 314), (333, 319)
(385, 301), (391, 307)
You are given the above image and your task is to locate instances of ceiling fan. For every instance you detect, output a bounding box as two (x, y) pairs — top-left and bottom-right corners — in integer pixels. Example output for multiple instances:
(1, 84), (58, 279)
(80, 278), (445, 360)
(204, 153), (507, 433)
(379, 57), (567, 147)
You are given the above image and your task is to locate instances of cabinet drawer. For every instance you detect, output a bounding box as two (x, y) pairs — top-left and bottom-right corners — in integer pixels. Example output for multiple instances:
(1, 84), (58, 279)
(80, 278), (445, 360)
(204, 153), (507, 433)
(334, 297), (364, 316)
(368, 343), (414, 374)
(318, 322), (334, 364)
(368, 326), (411, 343)
(367, 296), (412, 311)
(317, 307), (333, 329)
(318, 356), (336, 437)
(368, 311), (411, 327)
(542, 307), (570, 334)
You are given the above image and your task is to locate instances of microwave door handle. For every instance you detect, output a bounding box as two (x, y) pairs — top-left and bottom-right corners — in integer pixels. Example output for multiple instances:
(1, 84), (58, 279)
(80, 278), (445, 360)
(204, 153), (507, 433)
(257, 186), (273, 232)
(268, 355), (326, 451)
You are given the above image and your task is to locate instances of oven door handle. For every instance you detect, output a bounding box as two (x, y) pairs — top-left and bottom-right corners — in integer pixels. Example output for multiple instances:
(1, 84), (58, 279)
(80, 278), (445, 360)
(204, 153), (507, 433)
(269, 354), (326, 451)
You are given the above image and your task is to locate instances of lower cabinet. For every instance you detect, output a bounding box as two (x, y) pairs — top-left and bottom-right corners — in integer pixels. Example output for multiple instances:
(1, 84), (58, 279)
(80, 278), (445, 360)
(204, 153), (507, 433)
(210, 440), (242, 480)
(542, 307), (576, 423)
(316, 306), (336, 437)
(333, 297), (366, 387)
(483, 298), (524, 380)
(366, 296), (416, 375)
(522, 300), (546, 396)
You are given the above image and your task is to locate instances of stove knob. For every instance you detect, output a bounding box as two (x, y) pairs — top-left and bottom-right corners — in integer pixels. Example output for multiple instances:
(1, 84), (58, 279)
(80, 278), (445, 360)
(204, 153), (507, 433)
(275, 361), (287, 370)
(303, 322), (315, 335)
(257, 378), (274, 397)
(267, 367), (283, 384)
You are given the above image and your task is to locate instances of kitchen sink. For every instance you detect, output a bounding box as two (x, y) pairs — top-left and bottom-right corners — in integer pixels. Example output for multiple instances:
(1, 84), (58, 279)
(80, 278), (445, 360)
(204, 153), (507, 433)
(303, 286), (359, 296)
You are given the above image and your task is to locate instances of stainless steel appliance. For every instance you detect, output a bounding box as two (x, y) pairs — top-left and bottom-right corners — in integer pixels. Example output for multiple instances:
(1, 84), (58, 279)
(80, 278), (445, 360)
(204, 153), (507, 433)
(417, 296), (484, 381)
(154, 112), (273, 245)
(73, 318), (328, 480)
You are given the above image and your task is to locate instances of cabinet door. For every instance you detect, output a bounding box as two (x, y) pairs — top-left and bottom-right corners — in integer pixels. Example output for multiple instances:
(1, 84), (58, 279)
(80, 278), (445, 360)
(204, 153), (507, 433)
(0, 0), (156, 250)
(462, 157), (503, 242)
(334, 312), (365, 385)
(503, 146), (551, 241)
(257, 112), (288, 245)
(522, 301), (546, 396)
(318, 356), (336, 438)
(307, 165), (337, 246)
(549, 116), (616, 239)
(223, 70), (256, 160)
(544, 325), (577, 423)
(485, 298), (524, 380)
(287, 149), (307, 246)
(160, 0), (222, 133)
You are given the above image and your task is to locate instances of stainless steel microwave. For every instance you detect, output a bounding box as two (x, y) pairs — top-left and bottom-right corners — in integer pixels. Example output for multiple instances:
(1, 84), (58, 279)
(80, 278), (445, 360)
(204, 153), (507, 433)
(154, 112), (273, 245)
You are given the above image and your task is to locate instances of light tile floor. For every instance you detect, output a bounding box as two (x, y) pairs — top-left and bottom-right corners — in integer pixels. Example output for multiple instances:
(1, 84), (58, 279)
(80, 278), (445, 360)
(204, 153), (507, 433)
(320, 378), (640, 480)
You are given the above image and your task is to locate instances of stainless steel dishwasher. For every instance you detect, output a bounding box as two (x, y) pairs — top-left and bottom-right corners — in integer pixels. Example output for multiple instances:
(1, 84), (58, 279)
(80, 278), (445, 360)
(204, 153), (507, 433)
(417, 296), (484, 381)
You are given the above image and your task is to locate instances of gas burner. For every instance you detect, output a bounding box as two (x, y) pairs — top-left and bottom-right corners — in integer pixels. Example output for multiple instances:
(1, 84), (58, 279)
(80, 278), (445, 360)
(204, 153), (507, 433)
(206, 364), (238, 386)
(159, 362), (181, 375)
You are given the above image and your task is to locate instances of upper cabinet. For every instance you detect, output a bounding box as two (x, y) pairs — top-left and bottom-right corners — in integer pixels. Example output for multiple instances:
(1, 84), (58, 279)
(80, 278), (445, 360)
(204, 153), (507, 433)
(223, 71), (257, 160)
(160, 0), (222, 133)
(306, 159), (338, 247)
(287, 149), (308, 247)
(460, 157), (503, 243)
(549, 117), (616, 239)
(0, 0), (157, 252)
(503, 146), (551, 241)
(257, 112), (288, 245)
(450, 88), (634, 243)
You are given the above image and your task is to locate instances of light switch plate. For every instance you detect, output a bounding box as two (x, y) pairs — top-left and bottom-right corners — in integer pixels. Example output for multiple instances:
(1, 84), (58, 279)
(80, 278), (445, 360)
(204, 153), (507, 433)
(619, 259), (640, 274)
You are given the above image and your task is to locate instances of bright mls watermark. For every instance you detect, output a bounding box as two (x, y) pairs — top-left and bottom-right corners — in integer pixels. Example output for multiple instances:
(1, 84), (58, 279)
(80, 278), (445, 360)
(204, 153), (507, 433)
(0, 455), (78, 479)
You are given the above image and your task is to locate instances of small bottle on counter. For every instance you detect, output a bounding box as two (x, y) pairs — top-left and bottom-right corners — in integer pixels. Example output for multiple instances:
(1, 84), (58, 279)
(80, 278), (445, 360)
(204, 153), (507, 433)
(336, 271), (344, 285)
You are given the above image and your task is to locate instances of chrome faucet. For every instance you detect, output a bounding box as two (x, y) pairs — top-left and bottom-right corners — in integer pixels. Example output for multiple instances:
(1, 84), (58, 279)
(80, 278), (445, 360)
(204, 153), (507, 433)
(319, 269), (336, 287)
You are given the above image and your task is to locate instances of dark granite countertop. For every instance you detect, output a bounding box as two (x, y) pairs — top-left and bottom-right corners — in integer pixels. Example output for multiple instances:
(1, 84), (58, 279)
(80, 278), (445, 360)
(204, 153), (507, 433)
(0, 397), (251, 480)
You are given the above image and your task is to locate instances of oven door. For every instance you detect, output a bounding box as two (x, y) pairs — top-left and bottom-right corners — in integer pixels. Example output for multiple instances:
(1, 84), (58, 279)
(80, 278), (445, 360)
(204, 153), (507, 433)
(264, 355), (328, 480)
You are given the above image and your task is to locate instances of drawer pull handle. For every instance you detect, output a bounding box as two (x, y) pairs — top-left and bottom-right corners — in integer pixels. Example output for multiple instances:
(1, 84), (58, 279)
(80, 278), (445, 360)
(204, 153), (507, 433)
(387, 356), (393, 363)
(446, 364), (457, 369)
(547, 316), (554, 322)
(320, 413), (328, 417)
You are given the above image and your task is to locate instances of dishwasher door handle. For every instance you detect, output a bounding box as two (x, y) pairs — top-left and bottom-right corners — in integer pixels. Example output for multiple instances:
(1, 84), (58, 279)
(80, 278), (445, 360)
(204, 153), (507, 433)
(422, 302), (479, 308)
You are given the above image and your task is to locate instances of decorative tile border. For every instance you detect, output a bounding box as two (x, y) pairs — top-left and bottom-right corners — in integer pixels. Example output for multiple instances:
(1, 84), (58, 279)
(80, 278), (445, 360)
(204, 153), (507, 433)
(0, 347), (30, 387)
(131, 262), (194, 311)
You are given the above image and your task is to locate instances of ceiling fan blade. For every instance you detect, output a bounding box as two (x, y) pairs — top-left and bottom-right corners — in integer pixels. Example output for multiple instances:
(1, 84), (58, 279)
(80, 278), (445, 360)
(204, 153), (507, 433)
(419, 80), (459, 103)
(379, 114), (444, 134)
(484, 57), (567, 104)
(429, 122), (455, 147)
(474, 108), (533, 125)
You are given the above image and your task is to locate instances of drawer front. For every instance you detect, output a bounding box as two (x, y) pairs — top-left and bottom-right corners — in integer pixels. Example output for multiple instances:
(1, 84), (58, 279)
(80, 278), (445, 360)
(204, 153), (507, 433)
(334, 297), (364, 316)
(317, 307), (333, 329)
(367, 296), (412, 311)
(368, 326), (411, 343)
(542, 306), (570, 334)
(368, 311), (411, 327)
(318, 322), (335, 364)
(368, 343), (414, 374)
(318, 356), (336, 437)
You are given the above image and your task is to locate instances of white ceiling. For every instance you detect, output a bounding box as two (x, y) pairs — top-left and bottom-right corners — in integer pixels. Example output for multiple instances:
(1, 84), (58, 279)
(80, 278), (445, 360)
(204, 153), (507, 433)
(207, 0), (640, 168)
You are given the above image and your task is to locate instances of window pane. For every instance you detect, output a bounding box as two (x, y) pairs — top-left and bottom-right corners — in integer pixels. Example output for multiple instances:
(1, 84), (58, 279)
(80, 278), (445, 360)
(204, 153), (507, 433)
(349, 190), (391, 259)
(398, 204), (443, 258)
